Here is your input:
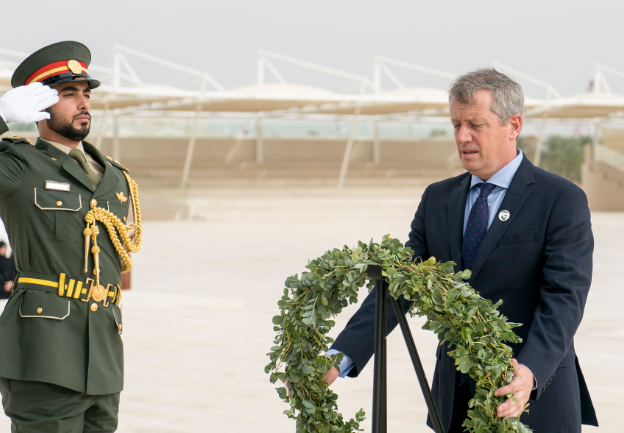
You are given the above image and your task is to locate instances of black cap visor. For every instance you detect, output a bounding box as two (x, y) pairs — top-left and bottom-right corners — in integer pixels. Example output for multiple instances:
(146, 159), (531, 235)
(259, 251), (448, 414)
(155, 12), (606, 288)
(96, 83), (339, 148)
(42, 72), (101, 89)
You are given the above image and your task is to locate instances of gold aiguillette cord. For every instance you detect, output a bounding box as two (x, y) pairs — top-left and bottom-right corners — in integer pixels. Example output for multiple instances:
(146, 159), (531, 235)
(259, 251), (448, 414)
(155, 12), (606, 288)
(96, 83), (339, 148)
(82, 173), (142, 286)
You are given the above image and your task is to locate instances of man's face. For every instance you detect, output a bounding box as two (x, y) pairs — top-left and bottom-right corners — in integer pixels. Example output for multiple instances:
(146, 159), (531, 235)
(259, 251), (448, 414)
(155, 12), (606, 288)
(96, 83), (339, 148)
(0, 246), (6, 257)
(45, 81), (91, 142)
(450, 89), (521, 180)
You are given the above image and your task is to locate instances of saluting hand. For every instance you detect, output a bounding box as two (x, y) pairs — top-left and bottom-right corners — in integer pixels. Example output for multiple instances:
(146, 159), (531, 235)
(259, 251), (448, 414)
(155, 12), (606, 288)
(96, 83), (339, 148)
(494, 358), (534, 418)
(0, 82), (59, 124)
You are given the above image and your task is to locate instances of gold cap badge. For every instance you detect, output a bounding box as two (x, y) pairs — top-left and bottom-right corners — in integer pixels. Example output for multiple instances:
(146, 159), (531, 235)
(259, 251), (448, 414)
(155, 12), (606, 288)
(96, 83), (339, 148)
(67, 60), (83, 75)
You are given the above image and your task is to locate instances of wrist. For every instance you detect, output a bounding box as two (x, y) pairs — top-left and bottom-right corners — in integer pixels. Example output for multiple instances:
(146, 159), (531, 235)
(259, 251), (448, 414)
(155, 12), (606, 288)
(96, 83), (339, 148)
(518, 362), (537, 390)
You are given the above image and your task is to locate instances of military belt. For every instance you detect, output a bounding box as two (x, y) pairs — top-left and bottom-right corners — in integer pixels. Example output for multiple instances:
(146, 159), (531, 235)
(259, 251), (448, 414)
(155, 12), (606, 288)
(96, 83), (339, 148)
(17, 272), (121, 307)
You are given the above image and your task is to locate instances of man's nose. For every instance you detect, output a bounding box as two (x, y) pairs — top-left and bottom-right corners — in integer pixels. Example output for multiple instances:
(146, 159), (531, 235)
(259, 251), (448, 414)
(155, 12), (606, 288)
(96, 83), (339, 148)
(456, 124), (472, 143)
(77, 93), (90, 110)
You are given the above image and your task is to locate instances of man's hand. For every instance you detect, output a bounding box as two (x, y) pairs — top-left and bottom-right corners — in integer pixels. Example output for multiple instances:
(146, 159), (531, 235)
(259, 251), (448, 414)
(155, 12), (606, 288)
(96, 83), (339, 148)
(494, 359), (534, 418)
(3, 281), (12, 293)
(0, 82), (59, 124)
(322, 367), (340, 386)
(285, 358), (340, 394)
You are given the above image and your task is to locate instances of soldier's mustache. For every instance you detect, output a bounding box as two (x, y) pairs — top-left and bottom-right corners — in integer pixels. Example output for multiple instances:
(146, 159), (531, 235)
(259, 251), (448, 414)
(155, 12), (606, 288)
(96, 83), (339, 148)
(73, 111), (91, 121)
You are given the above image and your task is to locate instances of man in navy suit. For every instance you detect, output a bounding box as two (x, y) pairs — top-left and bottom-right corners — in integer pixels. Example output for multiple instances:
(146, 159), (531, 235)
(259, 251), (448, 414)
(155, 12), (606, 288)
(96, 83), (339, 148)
(324, 69), (598, 432)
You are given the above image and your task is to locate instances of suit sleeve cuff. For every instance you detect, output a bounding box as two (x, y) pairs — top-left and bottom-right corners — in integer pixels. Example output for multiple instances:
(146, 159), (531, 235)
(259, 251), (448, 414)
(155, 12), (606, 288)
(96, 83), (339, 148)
(518, 363), (538, 390)
(326, 349), (355, 378)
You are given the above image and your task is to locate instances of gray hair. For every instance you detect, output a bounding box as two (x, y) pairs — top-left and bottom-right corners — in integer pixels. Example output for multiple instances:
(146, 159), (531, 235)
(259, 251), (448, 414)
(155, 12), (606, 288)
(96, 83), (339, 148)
(449, 68), (524, 124)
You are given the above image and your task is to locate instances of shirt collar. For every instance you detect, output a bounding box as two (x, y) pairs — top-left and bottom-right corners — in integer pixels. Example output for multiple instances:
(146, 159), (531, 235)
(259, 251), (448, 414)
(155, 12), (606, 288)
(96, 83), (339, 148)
(43, 139), (85, 156)
(470, 149), (524, 190)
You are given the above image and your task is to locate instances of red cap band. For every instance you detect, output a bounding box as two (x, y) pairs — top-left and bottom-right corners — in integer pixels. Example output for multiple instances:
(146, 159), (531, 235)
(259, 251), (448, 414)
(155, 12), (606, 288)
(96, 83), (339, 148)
(25, 60), (88, 85)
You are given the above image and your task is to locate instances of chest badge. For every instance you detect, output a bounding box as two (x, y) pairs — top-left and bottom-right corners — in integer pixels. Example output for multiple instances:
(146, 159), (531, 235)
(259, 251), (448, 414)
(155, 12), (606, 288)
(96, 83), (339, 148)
(45, 180), (70, 192)
(498, 210), (510, 222)
(116, 192), (128, 204)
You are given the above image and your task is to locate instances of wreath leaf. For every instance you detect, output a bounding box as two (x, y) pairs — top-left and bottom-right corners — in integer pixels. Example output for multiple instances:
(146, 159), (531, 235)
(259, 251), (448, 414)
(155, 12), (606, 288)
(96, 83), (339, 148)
(267, 235), (531, 433)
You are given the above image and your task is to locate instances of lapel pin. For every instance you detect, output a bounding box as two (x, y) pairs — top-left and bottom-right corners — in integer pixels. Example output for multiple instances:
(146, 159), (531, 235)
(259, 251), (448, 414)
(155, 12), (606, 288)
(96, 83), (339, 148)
(498, 210), (510, 222)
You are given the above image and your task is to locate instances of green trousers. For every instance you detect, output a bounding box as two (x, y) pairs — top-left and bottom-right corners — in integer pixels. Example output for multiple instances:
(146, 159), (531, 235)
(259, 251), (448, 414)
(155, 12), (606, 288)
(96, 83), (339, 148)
(0, 378), (119, 433)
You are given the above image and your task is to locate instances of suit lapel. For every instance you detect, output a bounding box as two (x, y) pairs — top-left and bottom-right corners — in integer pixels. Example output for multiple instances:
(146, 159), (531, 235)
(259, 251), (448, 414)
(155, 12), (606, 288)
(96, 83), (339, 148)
(468, 157), (535, 282)
(83, 141), (118, 199)
(448, 174), (471, 272)
(34, 138), (94, 192)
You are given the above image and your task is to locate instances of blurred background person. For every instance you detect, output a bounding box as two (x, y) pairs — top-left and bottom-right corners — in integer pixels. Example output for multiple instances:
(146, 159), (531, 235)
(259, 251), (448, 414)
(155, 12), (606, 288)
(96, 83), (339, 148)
(0, 242), (15, 300)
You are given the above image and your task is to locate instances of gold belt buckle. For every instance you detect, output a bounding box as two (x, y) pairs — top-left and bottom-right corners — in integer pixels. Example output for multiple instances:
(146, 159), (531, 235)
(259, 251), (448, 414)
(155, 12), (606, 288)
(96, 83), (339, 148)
(83, 278), (107, 304)
(91, 283), (107, 303)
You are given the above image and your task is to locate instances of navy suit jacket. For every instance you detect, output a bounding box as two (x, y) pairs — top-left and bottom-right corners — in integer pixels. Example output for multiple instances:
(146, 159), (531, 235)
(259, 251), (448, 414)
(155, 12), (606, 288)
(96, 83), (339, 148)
(331, 157), (598, 432)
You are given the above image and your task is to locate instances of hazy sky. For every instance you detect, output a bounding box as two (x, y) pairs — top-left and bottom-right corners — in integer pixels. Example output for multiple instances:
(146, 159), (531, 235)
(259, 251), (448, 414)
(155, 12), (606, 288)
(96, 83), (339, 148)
(3, 1), (622, 97)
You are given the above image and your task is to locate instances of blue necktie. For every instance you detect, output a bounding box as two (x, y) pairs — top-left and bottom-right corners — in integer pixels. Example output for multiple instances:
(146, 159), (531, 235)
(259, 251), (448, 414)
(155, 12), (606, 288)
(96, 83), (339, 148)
(459, 182), (495, 387)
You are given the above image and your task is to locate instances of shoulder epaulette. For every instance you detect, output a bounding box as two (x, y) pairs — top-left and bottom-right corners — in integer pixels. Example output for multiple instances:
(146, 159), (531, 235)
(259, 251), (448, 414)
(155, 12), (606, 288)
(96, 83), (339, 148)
(1, 135), (32, 145)
(105, 155), (129, 172)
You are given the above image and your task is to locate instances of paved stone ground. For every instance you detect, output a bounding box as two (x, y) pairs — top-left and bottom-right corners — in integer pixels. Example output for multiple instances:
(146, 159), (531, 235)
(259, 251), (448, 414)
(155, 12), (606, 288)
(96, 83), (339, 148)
(0, 197), (621, 432)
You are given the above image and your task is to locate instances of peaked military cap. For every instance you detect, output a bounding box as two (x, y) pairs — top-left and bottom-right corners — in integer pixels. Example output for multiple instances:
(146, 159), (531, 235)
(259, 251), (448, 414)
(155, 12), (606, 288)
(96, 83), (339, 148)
(12, 41), (101, 89)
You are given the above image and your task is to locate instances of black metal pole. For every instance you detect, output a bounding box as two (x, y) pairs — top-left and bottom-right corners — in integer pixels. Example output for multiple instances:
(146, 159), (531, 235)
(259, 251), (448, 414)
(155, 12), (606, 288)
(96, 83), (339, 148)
(380, 278), (387, 430)
(369, 265), (387, 433)
(390, 296), (444, 433)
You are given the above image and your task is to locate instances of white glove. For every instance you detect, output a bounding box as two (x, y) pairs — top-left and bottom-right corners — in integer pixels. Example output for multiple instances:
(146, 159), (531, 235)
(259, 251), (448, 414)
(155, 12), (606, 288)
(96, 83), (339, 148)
(0, 82), (59, 124)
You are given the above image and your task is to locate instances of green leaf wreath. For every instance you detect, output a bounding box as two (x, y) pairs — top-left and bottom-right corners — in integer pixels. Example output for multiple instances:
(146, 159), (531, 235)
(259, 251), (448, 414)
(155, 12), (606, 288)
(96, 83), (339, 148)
(266, 235), (531, 433)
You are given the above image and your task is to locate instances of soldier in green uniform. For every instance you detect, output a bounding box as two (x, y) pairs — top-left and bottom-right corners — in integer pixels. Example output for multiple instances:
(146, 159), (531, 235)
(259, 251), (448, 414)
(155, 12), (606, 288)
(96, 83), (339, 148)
(0, 41), (142, 432)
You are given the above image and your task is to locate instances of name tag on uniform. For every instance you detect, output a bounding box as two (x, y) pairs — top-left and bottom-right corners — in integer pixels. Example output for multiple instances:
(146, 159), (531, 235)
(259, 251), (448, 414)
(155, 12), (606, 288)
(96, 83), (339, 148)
(44, 180), (71, 192)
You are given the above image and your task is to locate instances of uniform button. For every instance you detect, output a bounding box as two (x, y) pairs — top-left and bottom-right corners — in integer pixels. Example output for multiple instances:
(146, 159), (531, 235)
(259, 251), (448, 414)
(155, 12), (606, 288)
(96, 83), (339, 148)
(56, 201), (63, 206)
(90, 199), (97, 208)
(37, 307), (42, 314)
(90, 304), (98, 312)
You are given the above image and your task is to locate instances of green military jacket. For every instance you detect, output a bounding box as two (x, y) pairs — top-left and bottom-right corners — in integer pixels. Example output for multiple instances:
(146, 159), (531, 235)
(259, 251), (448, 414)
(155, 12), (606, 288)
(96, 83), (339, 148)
(0, 118), (131, 395)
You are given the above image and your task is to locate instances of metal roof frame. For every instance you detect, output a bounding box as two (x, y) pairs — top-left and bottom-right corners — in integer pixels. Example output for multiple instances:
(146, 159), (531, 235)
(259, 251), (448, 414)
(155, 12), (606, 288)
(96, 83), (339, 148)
(4, 44), (624, 186)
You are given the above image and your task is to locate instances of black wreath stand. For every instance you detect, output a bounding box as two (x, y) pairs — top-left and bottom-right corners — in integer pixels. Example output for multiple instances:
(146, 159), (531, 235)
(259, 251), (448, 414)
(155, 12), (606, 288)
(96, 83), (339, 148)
(368, 264), (444, 433)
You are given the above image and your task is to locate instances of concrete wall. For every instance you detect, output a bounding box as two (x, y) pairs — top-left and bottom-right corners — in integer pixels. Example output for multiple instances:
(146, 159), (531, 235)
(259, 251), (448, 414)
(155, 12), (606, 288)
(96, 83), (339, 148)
(581, 145), (624, 211)
(97, 136), (461, 190)
(602, 128), (624, 154)
(98, 136), (457, 168)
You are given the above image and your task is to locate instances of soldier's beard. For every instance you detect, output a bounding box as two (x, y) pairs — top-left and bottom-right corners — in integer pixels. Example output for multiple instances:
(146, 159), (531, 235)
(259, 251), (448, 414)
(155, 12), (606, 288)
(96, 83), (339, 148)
(46, 109), (91, 142)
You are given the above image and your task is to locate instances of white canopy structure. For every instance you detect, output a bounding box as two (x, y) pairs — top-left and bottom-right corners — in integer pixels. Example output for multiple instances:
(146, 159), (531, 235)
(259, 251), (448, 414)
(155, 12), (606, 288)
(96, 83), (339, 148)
(2, 45), (624, 187)
(527, 92), (624, 119)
